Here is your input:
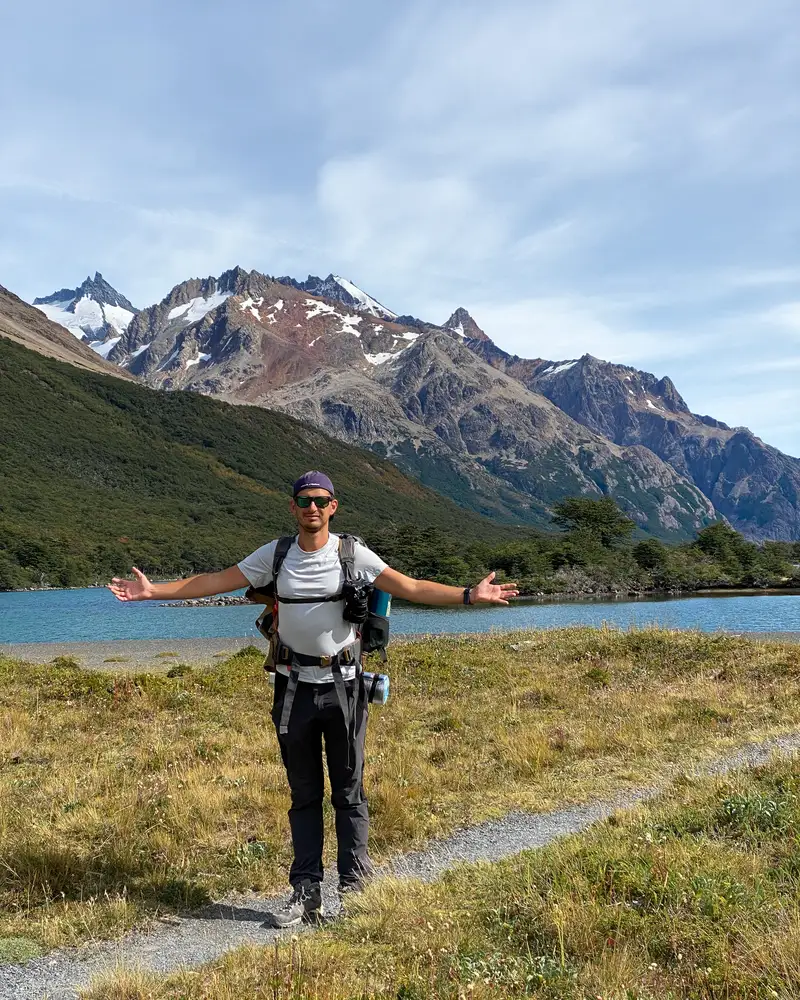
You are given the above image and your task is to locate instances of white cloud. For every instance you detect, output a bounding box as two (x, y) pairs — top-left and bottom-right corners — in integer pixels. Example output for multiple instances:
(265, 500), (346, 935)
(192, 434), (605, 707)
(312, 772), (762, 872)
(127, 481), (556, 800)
(2, 0), (800, 453)
(316, 155), (509, 284)
(761, 303), (800, 334)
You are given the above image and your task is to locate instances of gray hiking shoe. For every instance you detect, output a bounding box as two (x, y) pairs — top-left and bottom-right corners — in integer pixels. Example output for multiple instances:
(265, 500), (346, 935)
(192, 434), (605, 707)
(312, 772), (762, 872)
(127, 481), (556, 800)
(263, 879), (324, 928)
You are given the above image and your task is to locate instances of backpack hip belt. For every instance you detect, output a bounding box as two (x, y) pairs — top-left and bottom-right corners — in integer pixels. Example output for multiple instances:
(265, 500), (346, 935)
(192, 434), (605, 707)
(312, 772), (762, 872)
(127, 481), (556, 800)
(276, 639), (360, 766)
(275, 642), (358, 670)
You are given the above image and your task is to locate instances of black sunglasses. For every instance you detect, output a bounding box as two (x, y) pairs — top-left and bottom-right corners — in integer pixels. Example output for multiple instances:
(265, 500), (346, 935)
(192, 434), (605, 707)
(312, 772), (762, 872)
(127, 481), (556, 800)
(294, 495), (333, 508)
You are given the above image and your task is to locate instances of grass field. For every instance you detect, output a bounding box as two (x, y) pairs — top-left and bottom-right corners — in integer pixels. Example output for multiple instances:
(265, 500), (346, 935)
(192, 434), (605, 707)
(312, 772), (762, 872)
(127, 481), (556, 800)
(2, 627), (800, 963)
(83, 754), (800, 998)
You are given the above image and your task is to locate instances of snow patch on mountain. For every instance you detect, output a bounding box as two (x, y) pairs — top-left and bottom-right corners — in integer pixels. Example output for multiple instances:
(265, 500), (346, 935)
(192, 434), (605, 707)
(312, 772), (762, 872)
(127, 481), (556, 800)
(239, 296), (264, 321)
(332, 276), (397, 319)
(71, 297), (106, 332)
(339, 314), (362, 336)
(157, 348), (179, 371)
(305, 299), (338, 320)
(169, 286), (231, 324)
(186, 353), (212, 368)
(90, 336), (122, 359)
(35, 301), (87, 339)
(364, 342), (413, 365)
(103, 304), (136, 334)
(541, 361), (578, 376)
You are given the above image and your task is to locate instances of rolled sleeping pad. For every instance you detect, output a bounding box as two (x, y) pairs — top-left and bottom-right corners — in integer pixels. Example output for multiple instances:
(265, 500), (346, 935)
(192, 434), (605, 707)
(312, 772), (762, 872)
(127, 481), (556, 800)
(362, 671), (390, 704)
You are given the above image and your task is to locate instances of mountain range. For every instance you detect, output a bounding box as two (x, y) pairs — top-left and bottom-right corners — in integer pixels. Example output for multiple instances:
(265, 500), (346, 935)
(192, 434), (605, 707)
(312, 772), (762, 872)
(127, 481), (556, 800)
(24, 266), (800, 541)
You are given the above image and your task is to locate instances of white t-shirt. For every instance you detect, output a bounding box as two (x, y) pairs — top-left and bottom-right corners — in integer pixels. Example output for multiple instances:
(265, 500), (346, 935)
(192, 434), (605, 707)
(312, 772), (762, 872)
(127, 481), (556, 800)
(238, 533), (388, 683)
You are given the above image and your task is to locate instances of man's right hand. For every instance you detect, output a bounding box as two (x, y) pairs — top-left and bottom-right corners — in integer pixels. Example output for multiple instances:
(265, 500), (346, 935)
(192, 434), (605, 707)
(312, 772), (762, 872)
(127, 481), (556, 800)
(109, 567), (154, 602)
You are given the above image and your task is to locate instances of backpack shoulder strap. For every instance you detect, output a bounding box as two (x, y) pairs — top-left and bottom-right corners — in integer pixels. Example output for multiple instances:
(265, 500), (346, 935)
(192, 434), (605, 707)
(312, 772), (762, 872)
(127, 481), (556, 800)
(272, 535), (295, 598)
(337, 534), (363, 583)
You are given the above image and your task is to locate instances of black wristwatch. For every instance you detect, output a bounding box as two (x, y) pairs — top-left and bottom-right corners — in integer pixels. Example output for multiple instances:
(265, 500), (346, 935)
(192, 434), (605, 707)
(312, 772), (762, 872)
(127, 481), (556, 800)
(462, 585), (473, 605)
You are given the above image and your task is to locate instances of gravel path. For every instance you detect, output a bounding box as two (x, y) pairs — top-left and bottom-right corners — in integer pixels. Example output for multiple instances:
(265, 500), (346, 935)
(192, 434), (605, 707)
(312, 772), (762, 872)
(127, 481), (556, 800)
(4, 631), (800, 674)
(3, 730), (800, 1000)
(0, 637), (263, 672)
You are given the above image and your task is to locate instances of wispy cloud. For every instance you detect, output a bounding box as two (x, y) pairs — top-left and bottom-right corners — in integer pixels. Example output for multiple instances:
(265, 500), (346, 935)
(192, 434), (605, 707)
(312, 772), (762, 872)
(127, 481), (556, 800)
(1, 0), (799, 450)
(761, 303), (800, 334)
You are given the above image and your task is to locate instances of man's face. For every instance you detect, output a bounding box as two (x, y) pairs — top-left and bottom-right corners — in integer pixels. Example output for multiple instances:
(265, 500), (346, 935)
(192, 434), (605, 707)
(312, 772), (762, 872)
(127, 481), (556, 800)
(290, 489), (338, 532)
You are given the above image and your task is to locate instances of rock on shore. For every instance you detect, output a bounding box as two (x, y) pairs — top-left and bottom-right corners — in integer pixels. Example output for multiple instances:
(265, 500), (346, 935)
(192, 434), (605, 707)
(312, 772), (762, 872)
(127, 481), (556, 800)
(159, 596), (252, 608)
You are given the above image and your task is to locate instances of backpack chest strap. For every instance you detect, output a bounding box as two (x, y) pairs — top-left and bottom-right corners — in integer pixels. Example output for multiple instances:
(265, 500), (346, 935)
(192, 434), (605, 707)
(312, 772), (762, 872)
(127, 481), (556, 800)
(276, 593), (344, 605)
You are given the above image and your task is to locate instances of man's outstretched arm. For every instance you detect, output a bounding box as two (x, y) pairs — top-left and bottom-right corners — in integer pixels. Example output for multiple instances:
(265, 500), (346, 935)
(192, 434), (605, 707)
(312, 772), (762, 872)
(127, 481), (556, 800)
(374, 567), (518, 606)
(108, 565), (251, 602)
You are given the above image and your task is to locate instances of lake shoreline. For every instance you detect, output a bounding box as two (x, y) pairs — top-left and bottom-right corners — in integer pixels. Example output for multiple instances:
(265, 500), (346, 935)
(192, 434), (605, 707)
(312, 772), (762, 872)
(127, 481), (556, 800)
(4, 629), (800, 672)
(7, 583), (800, 601)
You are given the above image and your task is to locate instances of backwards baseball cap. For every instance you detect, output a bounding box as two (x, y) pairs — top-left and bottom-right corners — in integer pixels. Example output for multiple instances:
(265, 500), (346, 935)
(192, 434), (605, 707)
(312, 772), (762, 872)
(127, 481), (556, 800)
(292, 470), (335, 497)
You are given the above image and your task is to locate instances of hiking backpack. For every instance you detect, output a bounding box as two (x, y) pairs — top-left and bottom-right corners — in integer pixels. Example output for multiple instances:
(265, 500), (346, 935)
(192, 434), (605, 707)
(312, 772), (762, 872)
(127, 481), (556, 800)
(248, 534), (390, 668)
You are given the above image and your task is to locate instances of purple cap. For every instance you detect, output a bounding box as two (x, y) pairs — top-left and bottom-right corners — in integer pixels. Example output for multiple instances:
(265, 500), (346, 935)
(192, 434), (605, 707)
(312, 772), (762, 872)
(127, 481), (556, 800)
(292, 470), (335, 497)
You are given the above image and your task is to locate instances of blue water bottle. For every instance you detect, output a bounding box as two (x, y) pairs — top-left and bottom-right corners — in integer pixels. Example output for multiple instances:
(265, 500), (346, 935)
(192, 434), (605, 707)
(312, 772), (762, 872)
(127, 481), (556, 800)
(363, 588), (391, 703)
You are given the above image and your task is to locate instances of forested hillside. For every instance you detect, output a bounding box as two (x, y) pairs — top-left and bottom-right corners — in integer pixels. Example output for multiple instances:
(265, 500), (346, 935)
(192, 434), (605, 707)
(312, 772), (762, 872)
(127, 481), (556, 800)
(0, 337), (520, 589)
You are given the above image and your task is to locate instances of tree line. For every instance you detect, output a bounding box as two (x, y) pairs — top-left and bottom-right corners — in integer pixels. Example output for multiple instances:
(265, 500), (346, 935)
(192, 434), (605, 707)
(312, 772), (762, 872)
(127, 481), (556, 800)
(369, 497), (800, 597)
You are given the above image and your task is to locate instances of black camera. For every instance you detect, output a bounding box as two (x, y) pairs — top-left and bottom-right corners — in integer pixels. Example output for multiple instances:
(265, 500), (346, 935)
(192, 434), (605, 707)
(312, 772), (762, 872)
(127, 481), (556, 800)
(341, 581), (371, 624)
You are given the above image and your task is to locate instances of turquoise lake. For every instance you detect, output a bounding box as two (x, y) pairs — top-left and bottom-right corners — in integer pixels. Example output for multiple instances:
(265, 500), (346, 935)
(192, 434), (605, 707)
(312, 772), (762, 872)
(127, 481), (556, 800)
(2, 587), (800, 645)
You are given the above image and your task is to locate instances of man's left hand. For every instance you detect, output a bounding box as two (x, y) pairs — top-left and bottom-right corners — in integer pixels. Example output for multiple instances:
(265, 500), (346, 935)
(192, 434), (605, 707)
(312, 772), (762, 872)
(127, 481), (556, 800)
(471, 571), (519, 605)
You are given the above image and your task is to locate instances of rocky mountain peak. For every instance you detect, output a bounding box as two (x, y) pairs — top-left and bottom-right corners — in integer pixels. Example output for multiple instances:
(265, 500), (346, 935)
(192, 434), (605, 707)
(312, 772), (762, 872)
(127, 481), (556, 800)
(34, 272), (136, 312)
(275, 273), (397, 320)
(32, 272), (138, 349)
(76, 272), (137, 312)
(217, 265), (252, 294)
(444, 307), (489, 342)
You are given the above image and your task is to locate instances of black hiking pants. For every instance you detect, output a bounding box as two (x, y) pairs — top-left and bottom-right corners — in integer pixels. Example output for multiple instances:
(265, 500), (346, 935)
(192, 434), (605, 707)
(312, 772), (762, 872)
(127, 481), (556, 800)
(271, 671), (370, 887)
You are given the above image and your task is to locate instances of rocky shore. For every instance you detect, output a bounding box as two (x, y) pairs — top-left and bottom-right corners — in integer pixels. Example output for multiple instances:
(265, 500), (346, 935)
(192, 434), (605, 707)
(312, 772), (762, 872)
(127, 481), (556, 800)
(159, 596), (253, 607)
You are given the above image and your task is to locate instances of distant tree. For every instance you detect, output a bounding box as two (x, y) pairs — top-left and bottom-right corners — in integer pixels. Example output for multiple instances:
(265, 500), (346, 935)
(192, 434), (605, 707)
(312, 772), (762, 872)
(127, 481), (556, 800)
(695, 522), (757, 570)
(552, 496), (636, 549)
(633, 538), (668, 571)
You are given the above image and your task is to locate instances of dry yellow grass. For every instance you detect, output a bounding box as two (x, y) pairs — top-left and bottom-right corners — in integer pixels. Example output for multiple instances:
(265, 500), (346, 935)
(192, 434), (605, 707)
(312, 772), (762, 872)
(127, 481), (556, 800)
(82, 756), (800, 999)
(2, 626), (800, 955)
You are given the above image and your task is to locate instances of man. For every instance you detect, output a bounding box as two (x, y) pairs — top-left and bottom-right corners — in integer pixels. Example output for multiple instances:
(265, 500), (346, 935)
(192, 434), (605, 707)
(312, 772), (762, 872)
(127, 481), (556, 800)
(109, 470), (518, 927)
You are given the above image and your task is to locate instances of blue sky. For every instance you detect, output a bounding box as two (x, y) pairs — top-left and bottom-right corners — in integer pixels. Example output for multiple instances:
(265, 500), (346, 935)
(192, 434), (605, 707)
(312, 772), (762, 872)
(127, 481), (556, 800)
(2, 0), (800, 454)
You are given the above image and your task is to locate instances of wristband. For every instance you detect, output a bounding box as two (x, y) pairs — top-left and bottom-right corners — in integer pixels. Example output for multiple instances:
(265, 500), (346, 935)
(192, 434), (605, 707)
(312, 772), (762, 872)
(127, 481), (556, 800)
(462, 586), (472, 605)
